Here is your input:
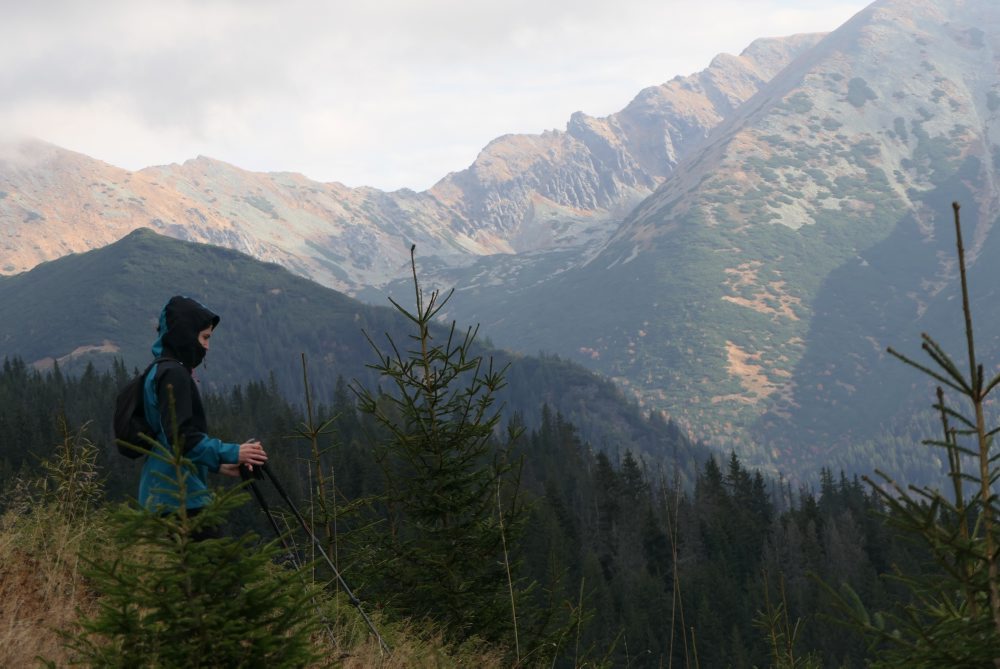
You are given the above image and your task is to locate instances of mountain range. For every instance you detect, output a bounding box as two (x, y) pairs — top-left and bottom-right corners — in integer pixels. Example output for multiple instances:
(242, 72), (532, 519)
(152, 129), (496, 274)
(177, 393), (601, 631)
(3, 0), (1000, 479)
(0, 32), (819, 288)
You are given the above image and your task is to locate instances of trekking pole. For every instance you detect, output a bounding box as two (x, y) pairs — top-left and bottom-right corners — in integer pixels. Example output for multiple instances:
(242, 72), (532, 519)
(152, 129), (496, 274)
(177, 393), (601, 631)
(239, 465), (301, 569)
(240, 465), (344, 647)
(258, 462), (391, 655)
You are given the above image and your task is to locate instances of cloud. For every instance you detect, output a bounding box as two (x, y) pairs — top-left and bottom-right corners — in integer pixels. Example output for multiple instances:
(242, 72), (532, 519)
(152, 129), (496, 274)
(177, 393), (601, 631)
(0, 0), (869, 190)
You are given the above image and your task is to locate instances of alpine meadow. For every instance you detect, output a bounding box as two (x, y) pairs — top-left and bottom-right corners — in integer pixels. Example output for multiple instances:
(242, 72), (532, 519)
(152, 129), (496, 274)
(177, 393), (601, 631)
(6, 0), (1000, 666)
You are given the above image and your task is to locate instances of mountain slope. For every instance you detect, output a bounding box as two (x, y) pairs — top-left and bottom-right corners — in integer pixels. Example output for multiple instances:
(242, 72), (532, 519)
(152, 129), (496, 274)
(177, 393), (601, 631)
(0, 228), (703, 467)
(422, 0), (1000, 478)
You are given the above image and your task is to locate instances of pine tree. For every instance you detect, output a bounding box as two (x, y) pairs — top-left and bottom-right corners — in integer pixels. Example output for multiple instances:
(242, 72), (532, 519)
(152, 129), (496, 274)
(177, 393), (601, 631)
(352, 246), (526, 645)
(63, 390), (320, 668)
(831, 203), (1000, 666)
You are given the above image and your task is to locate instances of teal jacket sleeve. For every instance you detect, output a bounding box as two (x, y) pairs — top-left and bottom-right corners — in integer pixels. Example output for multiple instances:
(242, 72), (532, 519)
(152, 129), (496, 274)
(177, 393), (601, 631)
(187, 436), (240, 472)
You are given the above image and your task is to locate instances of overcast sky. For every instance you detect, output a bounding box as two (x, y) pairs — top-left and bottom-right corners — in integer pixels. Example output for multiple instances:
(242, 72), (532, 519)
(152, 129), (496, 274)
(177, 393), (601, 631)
(1, 0), (869, 191)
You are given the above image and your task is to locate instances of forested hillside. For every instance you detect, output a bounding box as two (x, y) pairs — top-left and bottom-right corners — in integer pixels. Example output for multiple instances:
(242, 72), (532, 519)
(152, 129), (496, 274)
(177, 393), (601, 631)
(0, 357), (927, 666)
(0, 228), (704, 471)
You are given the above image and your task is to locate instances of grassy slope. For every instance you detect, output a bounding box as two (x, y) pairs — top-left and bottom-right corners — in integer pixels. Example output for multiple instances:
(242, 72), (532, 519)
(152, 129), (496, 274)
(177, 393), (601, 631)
(0, 502), (513, 668)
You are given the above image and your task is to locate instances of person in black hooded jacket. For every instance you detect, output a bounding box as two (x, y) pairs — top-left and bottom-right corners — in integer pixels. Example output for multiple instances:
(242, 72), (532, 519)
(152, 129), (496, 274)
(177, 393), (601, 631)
(138, 296), (267, 529)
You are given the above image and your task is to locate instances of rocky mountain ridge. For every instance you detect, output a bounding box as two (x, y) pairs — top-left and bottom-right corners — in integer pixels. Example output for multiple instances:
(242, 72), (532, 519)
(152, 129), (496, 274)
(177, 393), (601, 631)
(0, 34), (821, 293)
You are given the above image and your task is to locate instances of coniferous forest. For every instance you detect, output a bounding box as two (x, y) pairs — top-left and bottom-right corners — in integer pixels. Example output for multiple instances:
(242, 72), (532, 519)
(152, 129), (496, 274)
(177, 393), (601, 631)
(0, 353), (928, 667)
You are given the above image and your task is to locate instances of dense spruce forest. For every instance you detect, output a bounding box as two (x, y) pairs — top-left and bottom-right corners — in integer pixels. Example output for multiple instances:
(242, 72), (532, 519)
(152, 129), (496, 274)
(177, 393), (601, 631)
(0, 355), (930, 667)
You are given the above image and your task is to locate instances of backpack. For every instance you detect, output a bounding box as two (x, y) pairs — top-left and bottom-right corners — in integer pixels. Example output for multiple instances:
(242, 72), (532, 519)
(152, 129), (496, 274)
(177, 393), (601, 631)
(113, 357), (178, 458)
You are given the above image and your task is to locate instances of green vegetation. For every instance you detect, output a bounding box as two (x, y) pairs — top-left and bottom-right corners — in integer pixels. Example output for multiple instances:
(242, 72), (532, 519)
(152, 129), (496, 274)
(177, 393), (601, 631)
(585, 165), (906, 456)
(65, 422), (321, 667)
(822, 117), (843, 131)
(7, 188), (1000, 662)
(847, 77), (878, 108)
(910, 120), (962, 179)
(242, 194), (279, 219)
(0, 421), (507, 667)
(780, 92), (814, 114)
(893, 116), (908, 141)
(772, 159), (986, 478)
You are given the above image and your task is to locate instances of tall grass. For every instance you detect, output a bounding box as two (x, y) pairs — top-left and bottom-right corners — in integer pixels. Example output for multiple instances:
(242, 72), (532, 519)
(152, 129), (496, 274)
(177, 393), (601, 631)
(0, 421), (109, 666)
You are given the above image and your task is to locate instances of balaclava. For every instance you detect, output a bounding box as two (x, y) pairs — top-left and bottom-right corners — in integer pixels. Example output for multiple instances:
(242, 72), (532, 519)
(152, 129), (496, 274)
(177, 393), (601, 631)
(151, 296), (220, 368)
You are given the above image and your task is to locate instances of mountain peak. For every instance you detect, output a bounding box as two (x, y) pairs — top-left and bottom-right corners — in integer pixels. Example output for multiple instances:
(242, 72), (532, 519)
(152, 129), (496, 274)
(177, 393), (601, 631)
(555, 0), (1000, 454)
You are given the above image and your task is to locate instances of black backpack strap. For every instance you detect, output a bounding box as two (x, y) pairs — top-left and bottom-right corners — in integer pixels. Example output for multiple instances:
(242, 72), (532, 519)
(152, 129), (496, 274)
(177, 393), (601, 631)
(146, 356), (182, 377)
(142, 357), (183, 404)
(142, 357), (183, 441)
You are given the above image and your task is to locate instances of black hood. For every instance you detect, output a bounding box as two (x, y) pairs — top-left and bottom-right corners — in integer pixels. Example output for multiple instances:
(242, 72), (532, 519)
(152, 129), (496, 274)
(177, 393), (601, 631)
(151, 296), (220, 368)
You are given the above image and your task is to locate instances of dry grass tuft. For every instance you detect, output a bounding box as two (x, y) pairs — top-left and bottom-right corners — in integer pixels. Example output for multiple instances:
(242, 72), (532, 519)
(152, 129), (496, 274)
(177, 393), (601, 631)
(0, 505), (105, 666)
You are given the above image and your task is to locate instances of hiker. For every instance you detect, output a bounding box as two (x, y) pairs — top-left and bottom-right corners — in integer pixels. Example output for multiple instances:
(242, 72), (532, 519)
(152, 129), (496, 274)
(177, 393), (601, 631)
(138, 295), (267, 536)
